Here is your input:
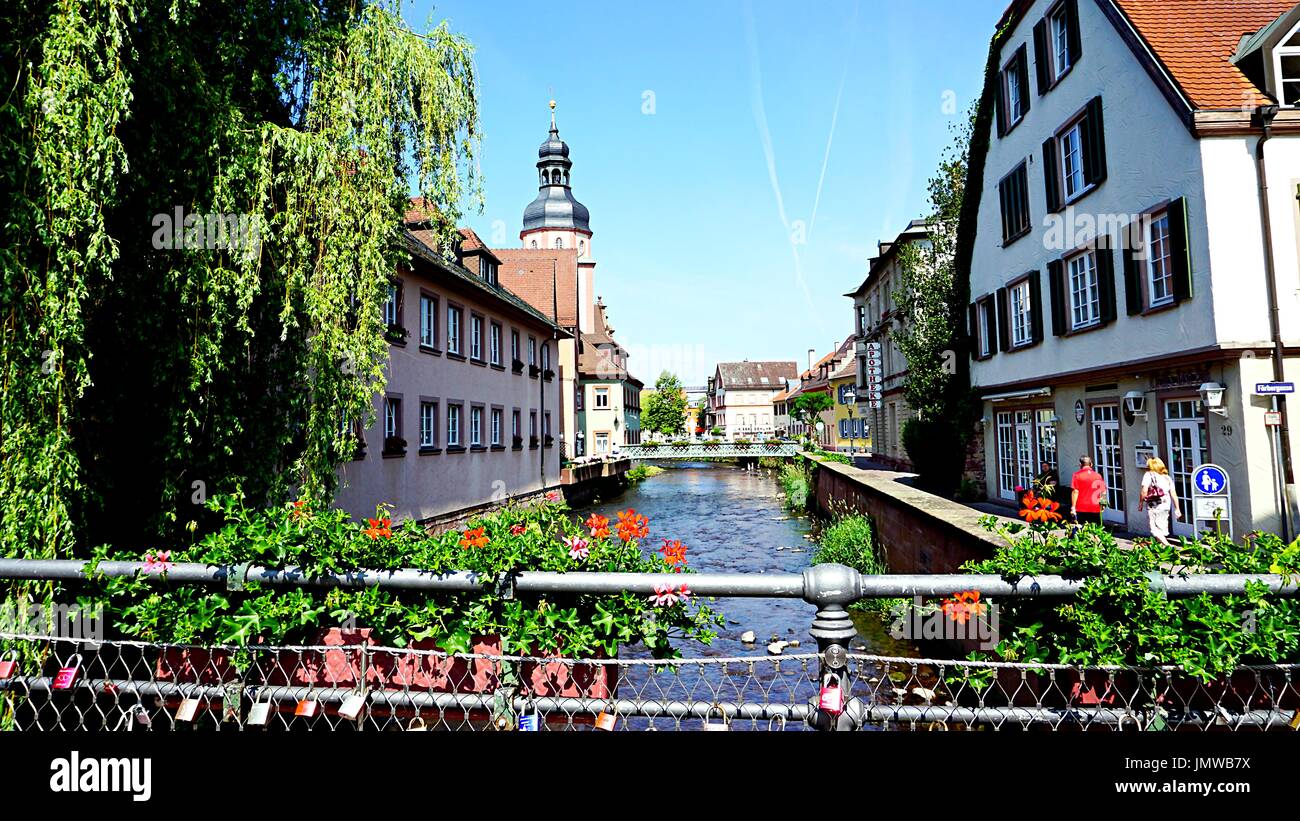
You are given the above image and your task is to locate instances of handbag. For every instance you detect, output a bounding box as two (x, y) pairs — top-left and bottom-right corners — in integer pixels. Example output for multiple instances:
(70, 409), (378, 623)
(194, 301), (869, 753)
(1143, 474), (1167, 505)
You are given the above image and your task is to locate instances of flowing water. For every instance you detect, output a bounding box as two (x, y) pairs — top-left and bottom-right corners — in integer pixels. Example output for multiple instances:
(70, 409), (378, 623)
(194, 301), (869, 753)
(575, 462), (918, 728)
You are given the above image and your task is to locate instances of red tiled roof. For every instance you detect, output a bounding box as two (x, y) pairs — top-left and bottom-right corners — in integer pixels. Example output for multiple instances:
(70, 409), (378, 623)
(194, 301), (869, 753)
(494, 248), (581, 326)
(1112, 0), (1294, 109)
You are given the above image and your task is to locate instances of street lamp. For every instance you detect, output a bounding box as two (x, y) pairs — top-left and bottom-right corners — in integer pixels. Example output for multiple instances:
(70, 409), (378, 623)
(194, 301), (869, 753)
(843, 387), (857, 454)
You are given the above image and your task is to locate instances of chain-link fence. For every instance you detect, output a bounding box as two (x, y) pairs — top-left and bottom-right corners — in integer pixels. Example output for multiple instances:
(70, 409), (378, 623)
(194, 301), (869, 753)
(3, 633), (1298, 731)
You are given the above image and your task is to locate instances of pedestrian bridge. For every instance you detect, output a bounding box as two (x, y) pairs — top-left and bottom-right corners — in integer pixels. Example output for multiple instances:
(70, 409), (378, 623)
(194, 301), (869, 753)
(622, 442), (800, 459)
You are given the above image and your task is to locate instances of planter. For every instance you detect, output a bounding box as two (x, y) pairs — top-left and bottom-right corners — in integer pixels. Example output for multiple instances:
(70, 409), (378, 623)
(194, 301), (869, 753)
(156, 629), (618, 699)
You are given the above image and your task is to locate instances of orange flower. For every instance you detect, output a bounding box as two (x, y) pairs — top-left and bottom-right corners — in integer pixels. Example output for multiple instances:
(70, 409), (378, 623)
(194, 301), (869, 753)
(660, 539), (688, 568)
(586, 513), (611, 540)
(363, 517), (392, 540)
(615, 509), (650, 542)
(941, 590), (987, 624)
(290, 500), (310, 522)
(1019, 492), (1063, 525)
(460, 526), (489, 549)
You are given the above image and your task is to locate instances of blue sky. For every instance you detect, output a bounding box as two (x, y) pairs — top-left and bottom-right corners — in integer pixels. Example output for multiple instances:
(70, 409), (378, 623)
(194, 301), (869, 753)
(409, 0), (1006, 385)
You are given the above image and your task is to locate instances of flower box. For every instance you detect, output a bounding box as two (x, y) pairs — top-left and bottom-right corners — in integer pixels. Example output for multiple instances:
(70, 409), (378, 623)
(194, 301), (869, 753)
(155, 629), (617, 699)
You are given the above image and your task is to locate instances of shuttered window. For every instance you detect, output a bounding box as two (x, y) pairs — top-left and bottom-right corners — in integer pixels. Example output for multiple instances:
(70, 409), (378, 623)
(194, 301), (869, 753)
(1123, 197), (1193, 313)
(998, 162), (1032, 245)
(1045, 96), (1106, 211)
(996, 45), (1032, 136)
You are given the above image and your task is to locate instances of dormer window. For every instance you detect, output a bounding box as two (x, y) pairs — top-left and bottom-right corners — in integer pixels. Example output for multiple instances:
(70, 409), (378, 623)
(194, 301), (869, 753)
(1279, 29), (1300, 105)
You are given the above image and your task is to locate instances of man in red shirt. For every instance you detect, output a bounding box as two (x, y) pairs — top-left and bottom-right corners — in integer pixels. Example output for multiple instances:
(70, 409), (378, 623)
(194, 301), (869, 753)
(1070, 456), (1107, 526)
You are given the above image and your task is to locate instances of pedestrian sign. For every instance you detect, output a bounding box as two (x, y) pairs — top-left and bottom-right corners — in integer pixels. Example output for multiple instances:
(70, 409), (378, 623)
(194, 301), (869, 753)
(1192, 464), (1227, 495)
(1190, 463), (1231, 538)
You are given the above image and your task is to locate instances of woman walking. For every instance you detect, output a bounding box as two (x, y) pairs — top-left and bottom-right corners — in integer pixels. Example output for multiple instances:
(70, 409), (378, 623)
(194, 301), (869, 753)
(1138, 457), (1182, 546)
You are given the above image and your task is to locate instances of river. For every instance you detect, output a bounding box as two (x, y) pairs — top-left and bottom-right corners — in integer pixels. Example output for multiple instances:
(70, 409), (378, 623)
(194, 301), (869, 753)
(576, 461), (917, 729)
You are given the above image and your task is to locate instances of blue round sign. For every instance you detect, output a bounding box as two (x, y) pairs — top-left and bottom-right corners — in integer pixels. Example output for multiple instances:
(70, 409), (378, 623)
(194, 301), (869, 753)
(1192, 464), (1228, 495)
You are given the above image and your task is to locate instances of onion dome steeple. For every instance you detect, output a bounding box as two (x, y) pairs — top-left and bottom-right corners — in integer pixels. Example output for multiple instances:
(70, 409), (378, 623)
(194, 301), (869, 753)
(522, 101), (591, 233)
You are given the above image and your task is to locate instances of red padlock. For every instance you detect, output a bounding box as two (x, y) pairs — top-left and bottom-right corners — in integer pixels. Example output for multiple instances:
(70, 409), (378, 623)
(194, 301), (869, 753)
(52, 654), (82, 691)
(819, 672), (844, 715)
(0, 651), (18, 679)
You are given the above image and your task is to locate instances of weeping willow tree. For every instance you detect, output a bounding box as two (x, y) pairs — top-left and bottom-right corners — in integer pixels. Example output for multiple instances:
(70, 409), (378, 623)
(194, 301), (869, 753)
(1, 0), (482, 560)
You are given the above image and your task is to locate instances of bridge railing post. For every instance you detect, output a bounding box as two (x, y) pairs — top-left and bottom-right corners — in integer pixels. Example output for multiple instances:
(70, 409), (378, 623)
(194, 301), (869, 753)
(802, 563), (865, 731)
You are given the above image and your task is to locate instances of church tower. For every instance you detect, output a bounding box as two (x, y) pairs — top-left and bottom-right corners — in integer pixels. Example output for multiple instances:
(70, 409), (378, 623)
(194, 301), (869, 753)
(520, 101), (593, 261)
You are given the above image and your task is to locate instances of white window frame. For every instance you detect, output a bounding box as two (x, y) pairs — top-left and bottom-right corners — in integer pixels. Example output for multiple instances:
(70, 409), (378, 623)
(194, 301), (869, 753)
(1050, 3), (1073, 81)
(384, 397), (400, 439)
(447, 306), (461, 355)
(977, 298), (994, 357)
(383, 283), (399, 327)
(470, 315), (483, 361)
(420, 401), (437, 448)
(1146, 211), (1174, 308)
(1003, 59), (1025, 126)
(1060, 123), (1085, 201)
(490, 323), (502, 365)
(470, 406), (482, 446)
(1068, 250), (1100, 330)
(595, 387), (610, 409)
(1275, 26), (1300, 106)
(1009, 279), (1032, 347)
(491, 408), (502, 446)
(447, 404), (461, 446)
(419, 294), (436, 348)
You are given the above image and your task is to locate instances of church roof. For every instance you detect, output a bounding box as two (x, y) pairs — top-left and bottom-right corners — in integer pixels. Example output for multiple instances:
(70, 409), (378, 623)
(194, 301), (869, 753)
(523, 117), (591, 233)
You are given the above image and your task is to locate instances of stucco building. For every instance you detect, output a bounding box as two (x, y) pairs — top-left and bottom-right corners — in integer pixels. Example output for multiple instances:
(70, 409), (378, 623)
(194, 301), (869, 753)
(706, 360), (798, 440)
(335, 225), (569, 526)
(968, 0), (1300, 539)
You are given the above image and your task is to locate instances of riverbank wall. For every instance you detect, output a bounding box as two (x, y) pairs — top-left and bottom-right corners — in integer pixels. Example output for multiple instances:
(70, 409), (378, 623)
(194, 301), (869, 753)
(810, 459), (1003, 574)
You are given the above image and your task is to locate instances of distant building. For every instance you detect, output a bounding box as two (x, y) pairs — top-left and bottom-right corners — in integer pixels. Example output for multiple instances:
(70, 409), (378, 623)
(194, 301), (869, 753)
(845, 220), (930, 469)
(706, 361), (798, 439)
(787, 339), (856, 447)
(576, 299), (642, 454)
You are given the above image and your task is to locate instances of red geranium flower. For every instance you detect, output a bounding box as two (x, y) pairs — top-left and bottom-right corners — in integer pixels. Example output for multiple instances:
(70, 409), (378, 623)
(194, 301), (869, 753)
(615, 509), (650, 542)
(510, 523), (526, 536)
(460, 526), (489, 549)
(660, 539), (688, 569)
(364, 517), (392, 540)
(585, 513), (610, 540)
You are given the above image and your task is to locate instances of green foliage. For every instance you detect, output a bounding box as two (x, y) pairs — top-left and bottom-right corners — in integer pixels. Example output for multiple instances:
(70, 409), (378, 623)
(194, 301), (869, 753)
(809, 449), (851, 465)
(812, 510), (897, 614)
(626, 464), (664, 484)
(74, 495), (722, 660)
(967, 517), (1300, 680)
(642, 372), (688, 437)
(2, 0), (483, 559)
(778, 461), (815, 514)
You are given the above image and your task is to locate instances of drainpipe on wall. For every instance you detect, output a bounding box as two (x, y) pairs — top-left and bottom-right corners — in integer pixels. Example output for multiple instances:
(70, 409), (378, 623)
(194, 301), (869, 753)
(1254, 103), (1295, 541)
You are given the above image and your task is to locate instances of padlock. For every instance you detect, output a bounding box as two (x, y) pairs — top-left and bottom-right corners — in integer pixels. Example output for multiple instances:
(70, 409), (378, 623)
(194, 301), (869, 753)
(517, 711), (539, 732)
(0, 651), (18, 679)
(175, 697), (202, 722)
(246, 692), (273, 727)
(593, 711), (616, 731)
(294, 697), (319, 718)
(703, 705), (731, 731)
(338, 691), (367, 721)
(406, 716), (428, 732)
(52, 654), (82, 690)
(819, 671), (844, 715)
(134, 705), (152, 730)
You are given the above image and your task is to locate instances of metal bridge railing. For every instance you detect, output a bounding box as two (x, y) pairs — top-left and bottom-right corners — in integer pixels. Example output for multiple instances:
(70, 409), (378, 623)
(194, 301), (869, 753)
(2, 561), (1299, 731)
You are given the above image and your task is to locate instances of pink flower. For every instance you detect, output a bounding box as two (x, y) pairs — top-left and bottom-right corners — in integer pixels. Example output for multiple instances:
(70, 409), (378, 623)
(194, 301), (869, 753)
(563, 536), (590, 560)
(143, 551), (173, 574)
(545, 491), (561, 502)
(649, 583), (692, 607)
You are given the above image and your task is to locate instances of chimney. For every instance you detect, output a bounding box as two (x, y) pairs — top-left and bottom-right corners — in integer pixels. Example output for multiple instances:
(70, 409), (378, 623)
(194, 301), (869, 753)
(807, 349), (815, 372)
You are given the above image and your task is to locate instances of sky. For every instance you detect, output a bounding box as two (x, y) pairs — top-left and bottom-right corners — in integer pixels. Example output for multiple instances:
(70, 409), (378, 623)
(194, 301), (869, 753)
(408, 0), (1007, 385)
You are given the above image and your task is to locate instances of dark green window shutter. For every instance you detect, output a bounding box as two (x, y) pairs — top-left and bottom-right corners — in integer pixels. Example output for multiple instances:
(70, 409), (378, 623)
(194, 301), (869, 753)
(1082, 96), (1107, 187)
(1122, 240), (1143, 315)
(1016, 45), (1031, 116)
(994, 75), (1006, 137)
(1096, 235), (1118, 324)
(968, 303), (979, 357)
(1066, 0), (1082, 63)
(1043, 138), (1062, 214)
(1168, 197), (1193, 302)
(1029, 270), (1044, 343)
(1048, 260), (1066, 336)
(996, 287), (1011, 352)
(1033, 19), (1050, 95)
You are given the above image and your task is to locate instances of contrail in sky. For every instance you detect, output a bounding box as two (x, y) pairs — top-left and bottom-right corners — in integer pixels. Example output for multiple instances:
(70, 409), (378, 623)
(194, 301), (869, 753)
(809, 0), (860, 243)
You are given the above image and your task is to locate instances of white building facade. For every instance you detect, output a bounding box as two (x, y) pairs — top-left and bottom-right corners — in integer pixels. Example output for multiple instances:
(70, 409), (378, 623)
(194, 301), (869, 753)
(968, 0), (1300, 539)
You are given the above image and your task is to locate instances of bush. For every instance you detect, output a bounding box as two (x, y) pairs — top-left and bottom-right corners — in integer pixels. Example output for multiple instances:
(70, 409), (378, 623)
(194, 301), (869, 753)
(778, 461), (814, 514)
(812, 512), (898, 613)
(902, 417), (967, 495)
(967, 507), (1300, 679)
(627, 464), (664, 484)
